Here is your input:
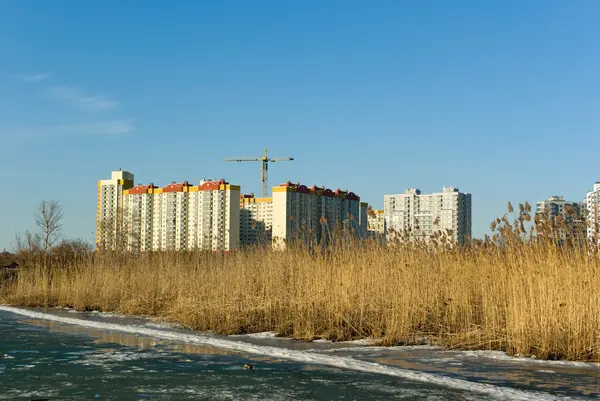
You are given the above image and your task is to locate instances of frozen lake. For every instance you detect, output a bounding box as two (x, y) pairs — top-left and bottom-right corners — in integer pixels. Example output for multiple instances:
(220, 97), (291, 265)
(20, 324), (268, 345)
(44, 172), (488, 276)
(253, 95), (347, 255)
(1, 306), (598, 400)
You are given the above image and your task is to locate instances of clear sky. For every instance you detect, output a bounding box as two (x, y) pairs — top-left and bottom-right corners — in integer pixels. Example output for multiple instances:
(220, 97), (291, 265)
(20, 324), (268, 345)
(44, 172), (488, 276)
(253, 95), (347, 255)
(1, 0), (599, 250)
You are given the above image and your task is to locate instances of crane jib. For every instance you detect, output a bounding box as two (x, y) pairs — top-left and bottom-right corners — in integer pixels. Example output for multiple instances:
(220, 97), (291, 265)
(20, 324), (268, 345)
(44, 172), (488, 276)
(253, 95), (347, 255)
(223, 149), (294, 197)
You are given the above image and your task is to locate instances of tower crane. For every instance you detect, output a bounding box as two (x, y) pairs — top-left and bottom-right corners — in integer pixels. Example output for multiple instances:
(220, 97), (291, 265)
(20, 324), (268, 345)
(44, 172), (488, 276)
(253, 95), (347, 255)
(223, 148), (294, 198)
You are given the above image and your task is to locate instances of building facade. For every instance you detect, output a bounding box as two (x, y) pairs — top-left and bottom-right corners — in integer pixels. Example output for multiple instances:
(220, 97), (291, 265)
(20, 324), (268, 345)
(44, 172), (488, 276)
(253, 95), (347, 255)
(240, 194), (273, 246)
(122, 183), (155, 252)
(359, 202), (369, 238)
(367, 209), (385, 237)
(97, 171), (240, 252)
(150, 182), (191, 251)
(96, 170), (134, 250)
(536, 196), (584, 220)
(586, 183), (600, 244)
(271, 182), (366, 249)
(384, 186), (471, 245)
(535, 196), (586, 244)
(187, 180), (240, 251)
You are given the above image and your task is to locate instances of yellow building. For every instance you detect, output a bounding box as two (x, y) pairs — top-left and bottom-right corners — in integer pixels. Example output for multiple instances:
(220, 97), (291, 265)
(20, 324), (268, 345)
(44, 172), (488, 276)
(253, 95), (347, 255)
(271, 181), (365, 250)
(367, 209), (385, 235)
(96, 170), (134, 250)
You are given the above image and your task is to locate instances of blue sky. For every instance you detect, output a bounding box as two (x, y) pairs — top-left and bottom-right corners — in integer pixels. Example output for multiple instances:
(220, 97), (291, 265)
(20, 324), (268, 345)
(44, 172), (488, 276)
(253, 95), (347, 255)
(1, 0), (599, 249)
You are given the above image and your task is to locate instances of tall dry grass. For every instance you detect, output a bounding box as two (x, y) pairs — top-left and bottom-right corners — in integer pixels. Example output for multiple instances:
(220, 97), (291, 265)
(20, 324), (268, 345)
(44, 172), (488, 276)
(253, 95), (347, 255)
(1, 202), (599, 362)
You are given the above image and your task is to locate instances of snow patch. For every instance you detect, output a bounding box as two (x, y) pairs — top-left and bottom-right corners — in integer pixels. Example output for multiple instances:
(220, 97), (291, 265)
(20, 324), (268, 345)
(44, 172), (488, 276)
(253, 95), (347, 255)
(456, 350), (600, 369)
(321, 345), (443, 353)
(229, 331), (280, 339)
(72, 350), (164, 368)
(339, 338), (378, 346)
(145, 321), (183, 329)
(0, 305), (577, 401)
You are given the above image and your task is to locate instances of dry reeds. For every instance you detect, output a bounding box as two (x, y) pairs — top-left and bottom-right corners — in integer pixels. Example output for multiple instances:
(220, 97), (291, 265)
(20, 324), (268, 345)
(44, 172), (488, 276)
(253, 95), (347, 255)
(1, 203), (599, 362)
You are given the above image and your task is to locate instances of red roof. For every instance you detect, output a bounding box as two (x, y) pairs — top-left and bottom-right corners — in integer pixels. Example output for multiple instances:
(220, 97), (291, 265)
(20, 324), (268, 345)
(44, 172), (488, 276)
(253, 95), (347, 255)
(322, 189), (334, 197)
(128, 185), (152, 195)
(163, 181), (190, 193)
(297, 185), (310, 194)
(197, 179), (227, 191)
(279, 182), (357, 199)
(347, 192), (360, 201)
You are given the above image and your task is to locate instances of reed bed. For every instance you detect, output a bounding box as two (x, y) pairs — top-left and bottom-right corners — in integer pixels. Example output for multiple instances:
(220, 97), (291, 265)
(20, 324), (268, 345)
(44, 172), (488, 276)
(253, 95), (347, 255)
(1, 203), (599, 362)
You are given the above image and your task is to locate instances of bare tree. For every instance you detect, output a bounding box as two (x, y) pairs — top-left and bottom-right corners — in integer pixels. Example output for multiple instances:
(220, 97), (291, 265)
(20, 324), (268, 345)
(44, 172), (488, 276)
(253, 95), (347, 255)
(34, 200), (64, 255)
(97, 207), (142, 253)
(13, 230), (42, 253)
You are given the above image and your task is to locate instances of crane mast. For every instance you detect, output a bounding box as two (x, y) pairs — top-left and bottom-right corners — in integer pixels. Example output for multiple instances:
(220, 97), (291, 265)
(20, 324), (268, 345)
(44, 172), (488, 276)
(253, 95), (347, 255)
(223, 148), (294, 198)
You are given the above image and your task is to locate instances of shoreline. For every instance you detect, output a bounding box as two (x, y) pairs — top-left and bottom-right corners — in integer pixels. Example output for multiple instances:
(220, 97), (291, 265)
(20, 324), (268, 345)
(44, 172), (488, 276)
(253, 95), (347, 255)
(2, 242), (600, 363)
(4, 303), (600, 371)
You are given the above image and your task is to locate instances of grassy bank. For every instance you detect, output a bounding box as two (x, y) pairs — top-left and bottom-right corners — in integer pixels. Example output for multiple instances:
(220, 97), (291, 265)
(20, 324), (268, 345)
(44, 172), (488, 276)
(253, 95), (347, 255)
(1, 235), (599, 362)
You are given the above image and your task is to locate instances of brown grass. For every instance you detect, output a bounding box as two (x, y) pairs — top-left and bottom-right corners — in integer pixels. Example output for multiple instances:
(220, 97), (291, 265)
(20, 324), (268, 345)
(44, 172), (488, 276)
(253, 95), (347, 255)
(1, 203), (599, 362)
(1, 238), (600, 362)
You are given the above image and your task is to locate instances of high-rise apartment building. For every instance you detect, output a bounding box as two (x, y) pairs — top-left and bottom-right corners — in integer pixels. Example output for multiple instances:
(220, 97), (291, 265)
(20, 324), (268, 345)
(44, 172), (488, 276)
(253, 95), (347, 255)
(150, 181), (191, 251)
(240, 194), (273, 246)
(122, 183), (155, 251)
(367, 209), (385, 237)
(272, 182), (365, 249)
(187, 180), (240, 251)
(384, 186), (471, 245)
(535, 196), (586, 244)
(359, 202), (369, 238)
(586, 182), (600, 244)
(536, 196), (584, 220)
(97, 170), (134, 250)
(98, 171), (240, 252)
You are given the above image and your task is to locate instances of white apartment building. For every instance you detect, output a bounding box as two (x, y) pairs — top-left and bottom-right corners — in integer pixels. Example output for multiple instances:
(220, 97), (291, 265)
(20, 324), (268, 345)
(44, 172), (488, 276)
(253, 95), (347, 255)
(151, 182), (190, 251)
(96, 170), (134, 250)
(536, 196), (584, 220)
(534, 195), (586, 244)
(100, 170), (240, 252)
(240, 194), (273, 246)
(272, 182), (366, 249)
(122, 184), (155, 251)
(384, 186), (472, 245)
(586, 182), (600, 244)
(187, 180), (240, 251)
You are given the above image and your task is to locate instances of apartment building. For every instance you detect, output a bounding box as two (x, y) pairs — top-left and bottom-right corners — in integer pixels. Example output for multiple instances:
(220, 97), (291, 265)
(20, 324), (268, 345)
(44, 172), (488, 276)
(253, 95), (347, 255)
(98, 170), (240, 252)
(586, 182), (600, 244)
(359, 202), (369, 238)
(272, 182), (366, 249)
(151, 181), (191, 251)
(384, 186), (471, 245)
(535, 196), (586, 244)
(367, 209), (385, 237)
(240, 194), (273, 246)
(96, 170), (134, 250)
(187, 180), (240, 251)
(122, 183), (156, 251)
(536, 196), (584, 220)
